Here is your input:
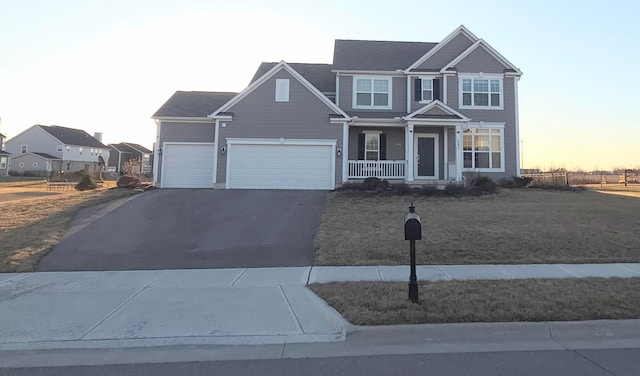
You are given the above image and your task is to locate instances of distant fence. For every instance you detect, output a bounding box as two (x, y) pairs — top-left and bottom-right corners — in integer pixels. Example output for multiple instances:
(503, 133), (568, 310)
(522, 172), (568, 186)
(523, 173), (634, 186)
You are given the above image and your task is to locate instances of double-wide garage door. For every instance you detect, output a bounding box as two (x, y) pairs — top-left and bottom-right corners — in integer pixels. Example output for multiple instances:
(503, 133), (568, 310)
(162, 143), (215, 188)
(227, 142), (334, 190)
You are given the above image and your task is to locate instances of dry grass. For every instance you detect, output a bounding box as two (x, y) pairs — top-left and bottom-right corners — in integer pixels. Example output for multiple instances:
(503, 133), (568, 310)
(309, 278), (640, 325)
(314, 189), (640, 265)
(0, 187), (139, 272)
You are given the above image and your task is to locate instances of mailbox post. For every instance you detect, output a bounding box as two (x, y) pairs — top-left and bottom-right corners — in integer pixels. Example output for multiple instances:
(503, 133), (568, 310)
(404, 203), (422, 303)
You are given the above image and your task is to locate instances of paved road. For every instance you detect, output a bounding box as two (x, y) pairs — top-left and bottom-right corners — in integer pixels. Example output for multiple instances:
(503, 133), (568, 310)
(3, 349), (639, 375)
(37, 189), (327, 271)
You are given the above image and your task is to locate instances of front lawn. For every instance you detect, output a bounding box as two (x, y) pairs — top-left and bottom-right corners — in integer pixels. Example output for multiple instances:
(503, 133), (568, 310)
(0, 187), (139, 272)
(314, 189), (640, 265)
(309, 278), (640, 325)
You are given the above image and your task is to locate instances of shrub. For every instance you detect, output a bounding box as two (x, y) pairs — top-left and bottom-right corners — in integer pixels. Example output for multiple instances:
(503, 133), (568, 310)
(117, 175), (141, 189)
(8, 170), (20, 176)
(361, 177), (389, 191)
(444, 183), (466, 196)
(391, 183), (412, 195)
(498, 178), (515, 188)
(513, 176), (534, 188)
(75, 175), (97, 191)
(470, 176), (497, 194)
(419, 186), (440, 196)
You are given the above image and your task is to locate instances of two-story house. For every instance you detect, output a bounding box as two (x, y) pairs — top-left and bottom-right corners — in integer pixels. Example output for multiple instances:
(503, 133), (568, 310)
(152, 25), (522, 189)
(0, 132), (9, 176)
(5, 125), (110, 177)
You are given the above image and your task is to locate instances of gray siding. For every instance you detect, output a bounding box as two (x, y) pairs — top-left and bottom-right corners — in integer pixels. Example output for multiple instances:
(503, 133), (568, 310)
(454, 47), (506, 73)
(5, 126), (61, 158)
(157, 121), (215, 183)
(348, 127), (405, 160)
(9, 154), (51, 174)
(338, 75), (407, 114)
(447, 75), (518, 178)
(0, 155), (8, 176)
(218, 69), (344, 185)
(415, 33), (474, 71)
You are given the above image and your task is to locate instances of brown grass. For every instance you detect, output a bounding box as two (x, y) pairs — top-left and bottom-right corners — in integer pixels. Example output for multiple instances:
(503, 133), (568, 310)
(309, 278), (640, 325)
(0, 187), (139, 272)
(314, 189), (640, 265)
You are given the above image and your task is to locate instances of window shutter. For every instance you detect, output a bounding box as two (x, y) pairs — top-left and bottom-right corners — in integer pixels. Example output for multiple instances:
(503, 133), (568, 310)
(433, 78), (441, 101)
(379, 134), (387, 160)
(414, 79), (422, 101)
(357, 133), (365, 160)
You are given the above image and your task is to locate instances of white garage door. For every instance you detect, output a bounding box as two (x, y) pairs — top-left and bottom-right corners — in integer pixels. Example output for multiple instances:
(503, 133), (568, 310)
(227, 142), (334, 190)
(162, 143), (215, 188)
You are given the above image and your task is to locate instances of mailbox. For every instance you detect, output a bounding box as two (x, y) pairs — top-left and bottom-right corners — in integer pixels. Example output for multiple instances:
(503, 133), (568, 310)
(404, 208), (422, 240)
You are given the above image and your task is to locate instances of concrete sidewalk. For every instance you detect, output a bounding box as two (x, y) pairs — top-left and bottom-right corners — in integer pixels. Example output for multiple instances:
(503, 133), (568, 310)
(1, 263), (640, 353)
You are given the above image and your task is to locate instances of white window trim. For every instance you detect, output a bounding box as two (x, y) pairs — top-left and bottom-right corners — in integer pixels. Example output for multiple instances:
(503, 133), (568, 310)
(79, 147), (83, 155)
(57, 145), (63, 152)
(275, 79), (290, 102)
(363, 131), (381, 161)
(462, 122), (505, 172)
(352, 76), (393, 110)
(458, 74), (504, 110)
(0, 156), (7, 169)
(21, 145), (27, 154)
(419, 78), (434, 103)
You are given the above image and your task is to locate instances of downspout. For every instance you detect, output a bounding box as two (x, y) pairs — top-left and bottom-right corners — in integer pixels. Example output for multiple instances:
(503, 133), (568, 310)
(152, 120), (161, 186)
(213, 119), (220, 188)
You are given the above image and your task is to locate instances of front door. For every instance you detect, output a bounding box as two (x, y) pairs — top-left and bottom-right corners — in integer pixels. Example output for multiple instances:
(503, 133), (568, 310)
(414, 134), (438, 179)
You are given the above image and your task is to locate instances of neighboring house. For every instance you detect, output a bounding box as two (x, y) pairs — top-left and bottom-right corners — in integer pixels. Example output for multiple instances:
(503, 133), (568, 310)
(152, 25), (522, 189)
(108, 142), (153, 175)
(0, 133), (9, 176)
(9, 152), (61, 176)
(5, 125), (110, 176)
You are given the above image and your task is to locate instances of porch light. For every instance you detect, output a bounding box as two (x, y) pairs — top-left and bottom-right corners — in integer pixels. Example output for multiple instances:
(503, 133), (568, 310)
(157, 147), (162, 156)
(336, 148), (342, 156)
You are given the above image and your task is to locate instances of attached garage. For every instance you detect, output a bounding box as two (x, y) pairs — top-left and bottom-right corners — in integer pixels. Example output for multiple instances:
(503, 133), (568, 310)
(226, 139), (336, 190)
(161, 143), (215, 188)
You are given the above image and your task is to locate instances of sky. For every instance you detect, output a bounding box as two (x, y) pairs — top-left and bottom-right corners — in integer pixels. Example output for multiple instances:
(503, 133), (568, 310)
(0, 0), (638, 171)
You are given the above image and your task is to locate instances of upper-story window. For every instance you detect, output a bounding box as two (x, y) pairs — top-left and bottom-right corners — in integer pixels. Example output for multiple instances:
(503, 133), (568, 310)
(21, 145), (27, 154)
(353, 77), (392, 109)
(79, 147), (83, 155)
(275, 79), (290, 102)
(459, 75), (503, 110)
(421, 78), (433, 102)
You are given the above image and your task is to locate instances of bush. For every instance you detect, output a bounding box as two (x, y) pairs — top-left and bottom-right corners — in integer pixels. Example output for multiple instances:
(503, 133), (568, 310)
(117, 175), (141, 189)
(419, 186), (440, 196)
(444, 183), (466, 196)
(513, 176), (534, 188)
(361, 177), (389, 191)
(75, 175), (97, 191)
(391, 183), (412, 195)
(498, 178), (515, 188)
(470, 176), (497, 194)
(8, 170), (19, 176)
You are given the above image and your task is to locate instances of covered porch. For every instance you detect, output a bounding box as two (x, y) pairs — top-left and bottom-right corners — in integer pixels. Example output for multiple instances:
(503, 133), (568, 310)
(343, 101), (469, 184)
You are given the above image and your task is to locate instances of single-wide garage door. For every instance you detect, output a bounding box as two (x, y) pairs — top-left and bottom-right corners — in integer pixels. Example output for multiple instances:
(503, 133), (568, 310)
(162, 143), (215, 188)
(227, 143), (334, 190)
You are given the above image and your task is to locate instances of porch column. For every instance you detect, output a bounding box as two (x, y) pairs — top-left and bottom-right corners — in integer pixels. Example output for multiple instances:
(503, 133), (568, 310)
(455, 125), (463, 181)
(407, 123), (414, 182)
(342, 122), (349, 183)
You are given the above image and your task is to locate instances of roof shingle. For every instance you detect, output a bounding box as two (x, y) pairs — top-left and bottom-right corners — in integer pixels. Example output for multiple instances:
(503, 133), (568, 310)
(152, 91), (237, 118)
(332, 40), (437, 71)
(38, 125), (107, 148)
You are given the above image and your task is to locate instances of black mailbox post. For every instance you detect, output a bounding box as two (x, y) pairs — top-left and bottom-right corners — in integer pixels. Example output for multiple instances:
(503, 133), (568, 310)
(404, 203), (422, 303)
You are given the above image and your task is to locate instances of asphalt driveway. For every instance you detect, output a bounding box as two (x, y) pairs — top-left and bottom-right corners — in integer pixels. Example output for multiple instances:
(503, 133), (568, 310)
(37, 189), (328, 271)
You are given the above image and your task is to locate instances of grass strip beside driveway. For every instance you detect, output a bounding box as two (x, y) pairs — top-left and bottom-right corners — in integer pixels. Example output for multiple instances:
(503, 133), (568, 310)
(314, 189), (640, 265)
(309, 278), (640, 325)
(0, 188), (139, 272)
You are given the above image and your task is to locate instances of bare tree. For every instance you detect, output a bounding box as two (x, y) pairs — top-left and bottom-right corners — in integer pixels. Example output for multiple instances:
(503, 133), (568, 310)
(121, 157), (142, 176)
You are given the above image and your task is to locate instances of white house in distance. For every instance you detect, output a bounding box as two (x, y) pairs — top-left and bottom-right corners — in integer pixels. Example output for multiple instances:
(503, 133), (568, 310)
(0, 132), (10, 176)
(4, 124), (109, 177)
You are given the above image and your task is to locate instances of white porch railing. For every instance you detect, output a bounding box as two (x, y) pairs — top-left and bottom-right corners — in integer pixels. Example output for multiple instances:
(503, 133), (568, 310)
(348, 160), (406, 179)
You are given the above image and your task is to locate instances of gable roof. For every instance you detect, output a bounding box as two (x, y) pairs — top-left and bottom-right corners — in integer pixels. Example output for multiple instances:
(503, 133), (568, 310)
(405, 25), (479, 72)
(0, 133), (5, 138)
(0, 150), (9, 155)
(38, 125), (107, 148)
(32, 152), (61, 160)
(404, 100), (470, 122)
(333, 40), (437, 71)
(212, 61), (349, 120)
(441, 39), (522, 75)
(251, 63), (335, 93)
(110, 142), (152, 154)
(152, 91), (238, 118)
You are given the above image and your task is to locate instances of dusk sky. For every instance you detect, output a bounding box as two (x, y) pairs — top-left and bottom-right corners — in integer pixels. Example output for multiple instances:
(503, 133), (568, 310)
(1, 0), (638, 171)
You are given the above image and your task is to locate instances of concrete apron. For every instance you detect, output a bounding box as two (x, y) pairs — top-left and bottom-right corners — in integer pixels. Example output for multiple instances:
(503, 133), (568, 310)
(0, 268), (347, 351)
